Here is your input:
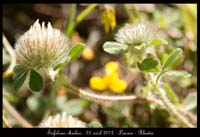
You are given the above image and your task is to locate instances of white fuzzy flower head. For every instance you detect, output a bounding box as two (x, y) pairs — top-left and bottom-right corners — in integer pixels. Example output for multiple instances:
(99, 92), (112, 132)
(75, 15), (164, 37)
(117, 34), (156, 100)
(15, 19), (70, 70)
(115, 22), (155, 46)
(39, 113), (86, 127)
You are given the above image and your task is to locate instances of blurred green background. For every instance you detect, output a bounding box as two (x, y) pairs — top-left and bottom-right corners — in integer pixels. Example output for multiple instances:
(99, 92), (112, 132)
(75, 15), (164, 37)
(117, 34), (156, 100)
(3, 4), (197, 127)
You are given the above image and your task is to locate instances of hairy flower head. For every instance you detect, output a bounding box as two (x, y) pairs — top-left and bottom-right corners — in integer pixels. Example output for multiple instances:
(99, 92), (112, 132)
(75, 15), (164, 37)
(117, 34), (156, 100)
(115, 22), (155, 46)
(15, 19), (70, 70)
(39, 112), (86, 127)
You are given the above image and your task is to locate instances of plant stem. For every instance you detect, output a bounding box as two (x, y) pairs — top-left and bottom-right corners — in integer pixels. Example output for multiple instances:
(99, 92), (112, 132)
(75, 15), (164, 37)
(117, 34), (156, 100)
(155, 71), (164, 84)
(56, 74), (79, 95)
(3, 114), (12, 128)
(57, 72), (196, 124)
(66, 4), (98, 37)
(132, 4), (141, 20)
(3, 33), (16, 78)
(66, 4), (77, 37)
(3, 98), (33, 128)
(151, 73), (194, 127)
(123, 4), (134, 23)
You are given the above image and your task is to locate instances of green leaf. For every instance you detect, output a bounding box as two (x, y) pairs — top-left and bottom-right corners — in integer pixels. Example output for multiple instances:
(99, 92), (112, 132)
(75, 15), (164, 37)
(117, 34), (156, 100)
(68, 43), (85, 61)
(29, 69), (44, 92)
(88, 121), (102, 128)
(137, 58), (159, 72)
(162, 48), (182, 70)
(27, 95), (46, 112)
(13, 65), (29, 91)
(165, 71), (191, 78)
(183, 92), (197, 111)
(56, 96), (68, 110)
(63, 99), (88, 116)
(103, 41), (128, 54)
(147, 39), (168, 47)
(13, 65), (28, 80)
(163, 84), (179, 104)
(54, 62), (66, 71)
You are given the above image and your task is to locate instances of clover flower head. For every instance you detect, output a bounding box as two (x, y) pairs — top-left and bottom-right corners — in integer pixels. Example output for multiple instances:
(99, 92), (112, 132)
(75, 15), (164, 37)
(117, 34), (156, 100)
(115, 22), (155, 46)
(39, 112), (86, 127)
(15, 19), (70, 70)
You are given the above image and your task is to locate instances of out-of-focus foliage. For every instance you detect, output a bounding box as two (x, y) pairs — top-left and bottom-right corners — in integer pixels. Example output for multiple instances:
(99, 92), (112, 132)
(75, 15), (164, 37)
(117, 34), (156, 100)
(177, 4), (197, 40)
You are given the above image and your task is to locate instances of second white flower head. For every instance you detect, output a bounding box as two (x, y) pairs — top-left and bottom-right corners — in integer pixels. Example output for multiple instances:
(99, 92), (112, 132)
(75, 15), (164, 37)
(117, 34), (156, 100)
(115, 22), (155, 46)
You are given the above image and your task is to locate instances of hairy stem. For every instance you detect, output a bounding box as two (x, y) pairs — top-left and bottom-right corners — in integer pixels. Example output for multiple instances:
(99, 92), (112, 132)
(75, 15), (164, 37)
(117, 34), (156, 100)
(151, 73), (194, 127)
(3, 98), (33, 128)
(57, 73), (196, 124)
(3, 114), (12, 128)
(3, 33), (16, 78)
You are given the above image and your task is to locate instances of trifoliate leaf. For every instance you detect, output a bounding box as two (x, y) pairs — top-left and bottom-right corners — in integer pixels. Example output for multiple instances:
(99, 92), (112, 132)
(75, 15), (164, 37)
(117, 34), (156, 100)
(165, 71), (191, 78)
(162, 48), (182, 70)
(137, 58), (159, 72)
(13, 65), (29, 91)
(29, 69), (44, 92)
(68, 43), (85, 61)
(103, 41), (128, 54)
(183, 92), (197, 111)
(163, 84), (179, 104)
(147, 39), (168, 47)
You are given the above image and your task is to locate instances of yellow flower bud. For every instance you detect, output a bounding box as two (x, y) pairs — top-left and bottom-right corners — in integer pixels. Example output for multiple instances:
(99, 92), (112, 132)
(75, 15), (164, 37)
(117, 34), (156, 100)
(81, 47), (95, 61)
(105, 61), (119, 74)
(108, 79), (127, 93)
(89, 77), (107, 91)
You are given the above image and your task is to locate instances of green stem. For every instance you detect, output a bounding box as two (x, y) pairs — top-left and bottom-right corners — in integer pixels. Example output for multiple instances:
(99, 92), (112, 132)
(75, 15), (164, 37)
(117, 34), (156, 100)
(55, 72), (196, 124)
(132, 4), (141, 20)
(66, 4), (98, 37)
(76, 4), (98, 24)
(155, 71), (164, 84)
(66, 4), (77, 37)
(153, 83), (194, 127)
(56, 74), (79, 95)
(42, 82), (56, 120)
(148, 73), (194, 127)
(123, 4), (134, 23)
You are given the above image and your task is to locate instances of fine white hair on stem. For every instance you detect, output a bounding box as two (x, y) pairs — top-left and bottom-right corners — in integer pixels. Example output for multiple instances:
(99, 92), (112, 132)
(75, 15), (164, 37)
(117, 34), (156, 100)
(79, 89), (163, 106)
(15, 19), (70, 70)
(79, 89), (196, 123)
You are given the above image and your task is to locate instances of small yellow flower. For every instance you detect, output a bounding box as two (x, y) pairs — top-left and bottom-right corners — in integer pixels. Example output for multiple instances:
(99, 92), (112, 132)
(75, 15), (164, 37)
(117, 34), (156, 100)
(89, 77), (107, 91)
(101, 4), (116, 33)
(103, 72), (118, 85)
(104, 61), (119, 74)
(89, 61), (127, 93)
(108, 79), (127, 93)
